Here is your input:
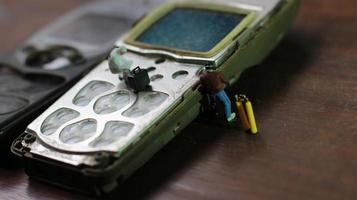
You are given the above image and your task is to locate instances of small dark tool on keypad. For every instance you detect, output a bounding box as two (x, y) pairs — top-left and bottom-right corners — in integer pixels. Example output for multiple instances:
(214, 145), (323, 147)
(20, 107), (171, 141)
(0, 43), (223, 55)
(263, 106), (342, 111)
(123, 67), (150, 92)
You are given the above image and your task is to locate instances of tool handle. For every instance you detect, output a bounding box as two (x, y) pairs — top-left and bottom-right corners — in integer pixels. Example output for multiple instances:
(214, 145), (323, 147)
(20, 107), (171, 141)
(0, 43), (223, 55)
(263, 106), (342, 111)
(245, 101), (258, 134)
(236, 101), (251, 131)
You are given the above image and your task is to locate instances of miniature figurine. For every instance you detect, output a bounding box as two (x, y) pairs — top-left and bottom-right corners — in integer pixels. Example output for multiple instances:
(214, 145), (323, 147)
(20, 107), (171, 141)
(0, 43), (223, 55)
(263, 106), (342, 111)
(108, 46), (133, 74)
(108, 46), (150, 92)
(200, 71), (236, 122)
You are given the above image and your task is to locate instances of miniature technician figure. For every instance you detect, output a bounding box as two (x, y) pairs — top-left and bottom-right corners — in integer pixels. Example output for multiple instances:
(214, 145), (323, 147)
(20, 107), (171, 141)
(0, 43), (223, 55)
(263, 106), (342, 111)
(108, 46), (133, 74)
(108, 46), (150, 92)
(200, 71), (236, 122)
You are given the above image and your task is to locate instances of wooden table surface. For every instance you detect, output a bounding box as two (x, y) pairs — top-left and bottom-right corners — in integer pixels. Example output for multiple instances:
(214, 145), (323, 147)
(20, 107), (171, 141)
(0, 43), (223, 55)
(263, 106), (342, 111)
(1, 0), (357, 199)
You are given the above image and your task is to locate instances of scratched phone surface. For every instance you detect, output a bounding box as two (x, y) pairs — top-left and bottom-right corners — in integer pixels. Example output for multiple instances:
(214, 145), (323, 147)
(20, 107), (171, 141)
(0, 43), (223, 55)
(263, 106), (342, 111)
(27, 51), (202, 153)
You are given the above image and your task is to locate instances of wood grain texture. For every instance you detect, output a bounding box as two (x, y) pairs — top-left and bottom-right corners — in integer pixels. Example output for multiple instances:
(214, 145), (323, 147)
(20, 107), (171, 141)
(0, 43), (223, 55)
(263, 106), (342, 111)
(1, 0), (357, 199)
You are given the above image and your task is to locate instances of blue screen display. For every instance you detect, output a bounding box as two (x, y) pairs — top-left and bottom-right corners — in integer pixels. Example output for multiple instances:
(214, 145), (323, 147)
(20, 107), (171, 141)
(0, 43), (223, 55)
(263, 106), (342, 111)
(136, 8), (246, 52)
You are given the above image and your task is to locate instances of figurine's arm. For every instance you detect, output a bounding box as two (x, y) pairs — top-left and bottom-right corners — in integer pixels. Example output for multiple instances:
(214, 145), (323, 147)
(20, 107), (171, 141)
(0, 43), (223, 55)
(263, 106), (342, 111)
(108, 46), (133, 74)
(219, 73), (228, 85)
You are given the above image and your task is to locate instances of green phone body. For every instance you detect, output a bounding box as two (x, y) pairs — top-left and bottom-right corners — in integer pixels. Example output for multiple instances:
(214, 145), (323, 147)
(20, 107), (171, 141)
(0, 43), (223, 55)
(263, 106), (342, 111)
(12, 0), (300, 195)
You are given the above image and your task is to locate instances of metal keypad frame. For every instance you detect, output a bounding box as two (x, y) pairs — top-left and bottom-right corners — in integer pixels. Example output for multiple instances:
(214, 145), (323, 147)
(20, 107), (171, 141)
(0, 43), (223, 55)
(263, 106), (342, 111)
(28, 52), (201, 153)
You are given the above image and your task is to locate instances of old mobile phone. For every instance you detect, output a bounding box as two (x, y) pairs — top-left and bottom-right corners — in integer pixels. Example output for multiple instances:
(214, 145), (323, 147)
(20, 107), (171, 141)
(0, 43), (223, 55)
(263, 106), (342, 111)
(12, 0), (299, 195)
(0, 0), (161, 147)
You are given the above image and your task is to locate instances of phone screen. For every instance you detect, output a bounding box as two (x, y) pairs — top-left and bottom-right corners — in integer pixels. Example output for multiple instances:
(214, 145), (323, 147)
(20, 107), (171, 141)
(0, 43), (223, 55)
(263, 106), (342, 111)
(136, 8), (246, 52)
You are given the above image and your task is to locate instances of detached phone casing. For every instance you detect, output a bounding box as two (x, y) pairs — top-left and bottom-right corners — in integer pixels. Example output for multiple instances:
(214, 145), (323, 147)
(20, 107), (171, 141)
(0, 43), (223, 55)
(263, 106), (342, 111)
(0, 0), (159, 145)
